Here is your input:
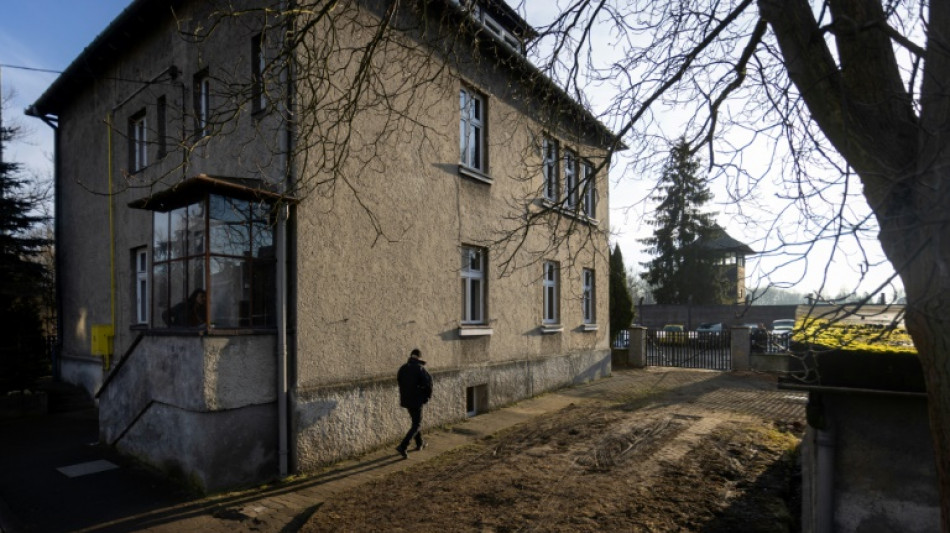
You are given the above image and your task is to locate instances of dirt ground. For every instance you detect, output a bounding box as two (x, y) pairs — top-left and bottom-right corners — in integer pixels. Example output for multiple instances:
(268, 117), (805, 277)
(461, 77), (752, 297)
(301, 375), (805, 533)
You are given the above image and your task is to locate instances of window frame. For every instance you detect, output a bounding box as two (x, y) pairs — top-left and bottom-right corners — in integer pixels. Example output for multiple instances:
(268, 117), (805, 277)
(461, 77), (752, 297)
(582, 268), (595, 325)
(194, 71), (211, 138)
(460, 87), (486, 173)
(128, 110), (148, 173)
(542, 138), (559, 202)
(564, 149), (578, 209)
(150, 194), (276, 330)
(542, 260), (560, 325)
(134, 247), (149, 325)
(156, 96), (167, 159)
(581, 160), (596, 218)
(461, 246), (487, 325)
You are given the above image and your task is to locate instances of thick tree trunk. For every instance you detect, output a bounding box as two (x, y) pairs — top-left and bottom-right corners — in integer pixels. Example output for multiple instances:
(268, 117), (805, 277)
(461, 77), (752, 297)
(760, 0), (950, 528)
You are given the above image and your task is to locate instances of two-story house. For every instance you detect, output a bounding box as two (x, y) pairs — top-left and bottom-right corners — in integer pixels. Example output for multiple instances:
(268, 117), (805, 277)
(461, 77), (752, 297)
(27, 0), (618, 491)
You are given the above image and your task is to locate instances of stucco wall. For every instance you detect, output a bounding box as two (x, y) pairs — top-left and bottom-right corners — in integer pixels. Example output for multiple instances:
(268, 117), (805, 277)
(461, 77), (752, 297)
(293, 349), (610, 470)
(98, 334), (277, 490)
(801, 392), (938, 533)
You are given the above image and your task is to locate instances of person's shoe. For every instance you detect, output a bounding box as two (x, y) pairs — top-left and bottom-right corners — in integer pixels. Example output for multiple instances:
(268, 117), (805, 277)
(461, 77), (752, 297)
(414, 440), (428, 452)
(395, 446), (408, 459)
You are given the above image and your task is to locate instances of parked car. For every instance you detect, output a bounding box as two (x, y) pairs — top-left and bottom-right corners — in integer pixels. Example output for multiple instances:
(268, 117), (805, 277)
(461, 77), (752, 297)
(771, 319), (795, 333)
(694, 322), (723, 344)
(657, 324), (686, 345)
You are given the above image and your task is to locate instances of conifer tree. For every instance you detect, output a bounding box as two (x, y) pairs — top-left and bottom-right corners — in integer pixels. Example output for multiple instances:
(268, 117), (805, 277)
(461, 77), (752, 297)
(0, 106), (50, 392)
(640, 138), (723, 305)
(609, 244), (634, 344)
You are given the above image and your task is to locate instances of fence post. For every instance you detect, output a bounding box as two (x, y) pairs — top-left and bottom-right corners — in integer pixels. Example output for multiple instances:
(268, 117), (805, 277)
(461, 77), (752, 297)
(628, 327), (647, 368)
(730, 326), (751, 371)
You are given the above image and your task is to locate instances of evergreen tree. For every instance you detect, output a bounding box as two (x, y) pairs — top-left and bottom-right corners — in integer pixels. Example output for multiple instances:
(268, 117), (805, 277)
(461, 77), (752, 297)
(640, 138), (723, 305)
(0, 108), (50, 392)
(609, 244), (634, 344)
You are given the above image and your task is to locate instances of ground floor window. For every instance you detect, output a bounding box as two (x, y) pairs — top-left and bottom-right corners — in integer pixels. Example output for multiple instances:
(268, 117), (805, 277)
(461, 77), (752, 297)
(151, 194), (275, 329)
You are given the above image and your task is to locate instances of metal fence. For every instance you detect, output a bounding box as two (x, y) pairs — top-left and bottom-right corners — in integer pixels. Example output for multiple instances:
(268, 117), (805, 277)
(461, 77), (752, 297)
(645, 329), (732, 371)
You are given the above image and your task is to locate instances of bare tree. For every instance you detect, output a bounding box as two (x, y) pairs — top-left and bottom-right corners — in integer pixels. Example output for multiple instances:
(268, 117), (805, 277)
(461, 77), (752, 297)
(525, 0), (950, 523)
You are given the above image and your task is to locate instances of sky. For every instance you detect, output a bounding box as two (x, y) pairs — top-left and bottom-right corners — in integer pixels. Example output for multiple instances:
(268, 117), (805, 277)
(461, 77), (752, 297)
(0, 1), (903, 300)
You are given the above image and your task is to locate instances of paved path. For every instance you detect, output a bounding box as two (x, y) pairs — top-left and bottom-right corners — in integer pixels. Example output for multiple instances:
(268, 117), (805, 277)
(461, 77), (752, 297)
(0, 368), (806, 532)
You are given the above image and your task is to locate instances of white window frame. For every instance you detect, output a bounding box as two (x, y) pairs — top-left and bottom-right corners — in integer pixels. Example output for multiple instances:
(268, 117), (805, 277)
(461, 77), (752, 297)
(130, 112), (147, 172)
(135, 248), (149, 324)
(543, 261), (559, 325)
(195, 73), (211, 137)
(564, 149), (578, 209)
(460, 88), (485, 172)
(461, 246), (486, 324)
(581, 160), (596, 218)
(543, 138), (559, 202)
(582, 268), (595, 324)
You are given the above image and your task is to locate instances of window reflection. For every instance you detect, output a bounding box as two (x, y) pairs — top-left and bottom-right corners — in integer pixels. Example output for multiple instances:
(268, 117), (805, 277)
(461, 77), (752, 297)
(152, 194), (276, 329)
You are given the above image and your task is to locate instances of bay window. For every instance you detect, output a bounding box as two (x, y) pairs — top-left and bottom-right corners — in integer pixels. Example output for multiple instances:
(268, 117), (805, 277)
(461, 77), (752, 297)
(150, 193), (276, 329)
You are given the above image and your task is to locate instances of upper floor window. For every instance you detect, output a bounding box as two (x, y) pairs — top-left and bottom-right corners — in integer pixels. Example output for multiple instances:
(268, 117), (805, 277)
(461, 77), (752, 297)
(564, 149), (578, 209)
(581, 160), (596, 218)
(152, 194), (275, 330)
(194, 71), (211, 138)
(156, 96), (167, 159)
(582, 269), (595, 324)
(461, 246), (486, 324)
(460, 88), (485, 172)
(542, 138), (559, 202)
(128, 110), (147, 173)
(251, 34), (266, 113)
(543, 261), (559, 324)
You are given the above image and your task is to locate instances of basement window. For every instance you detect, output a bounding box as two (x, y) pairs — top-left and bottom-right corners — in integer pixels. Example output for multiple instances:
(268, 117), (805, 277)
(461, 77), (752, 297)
(466, 384), (488, 417)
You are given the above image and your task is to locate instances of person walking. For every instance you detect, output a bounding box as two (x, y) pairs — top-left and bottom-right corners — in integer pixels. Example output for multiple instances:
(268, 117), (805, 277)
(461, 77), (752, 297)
(395, 348), (433, 459)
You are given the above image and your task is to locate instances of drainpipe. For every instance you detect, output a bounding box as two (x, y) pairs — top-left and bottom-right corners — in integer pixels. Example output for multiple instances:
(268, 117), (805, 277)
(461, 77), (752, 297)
(276, 204), (289, 477)
(815, 422), (835, 532)
(806, 392), (835, 533)
(277, 0), (296, 479)
(24, 106), (62, 379)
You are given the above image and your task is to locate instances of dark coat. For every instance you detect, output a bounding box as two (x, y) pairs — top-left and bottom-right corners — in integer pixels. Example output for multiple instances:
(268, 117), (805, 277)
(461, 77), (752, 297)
(397, 358), (433, 409)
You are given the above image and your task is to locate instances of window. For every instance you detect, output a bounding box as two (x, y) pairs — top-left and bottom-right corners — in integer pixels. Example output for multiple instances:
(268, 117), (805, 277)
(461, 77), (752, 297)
(152, 194), (275, 329)
(581, 160), (596, 218)
(134, 248), (149, 324)
(128, 110), (147, 172)
(461, 246), (486, 324)
(156, 96), (167, 159)
(542, 138), (559, 202)
(466, 384), (488, 417)
(460, 88), (485, 172)
(582, 269), (595, 324)
(543, 261), (559, 324)
(194, 71), (211, 137)
(564, 149), (578, 209)
(251, 34), (266, 112)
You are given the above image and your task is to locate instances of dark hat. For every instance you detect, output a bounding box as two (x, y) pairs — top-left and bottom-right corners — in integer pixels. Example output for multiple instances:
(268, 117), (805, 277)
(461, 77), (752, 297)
(410, 348), (422, 358)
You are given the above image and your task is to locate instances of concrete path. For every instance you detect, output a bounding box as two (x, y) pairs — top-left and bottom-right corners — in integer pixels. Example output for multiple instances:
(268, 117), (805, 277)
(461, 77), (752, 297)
(0, 368), (806, 532)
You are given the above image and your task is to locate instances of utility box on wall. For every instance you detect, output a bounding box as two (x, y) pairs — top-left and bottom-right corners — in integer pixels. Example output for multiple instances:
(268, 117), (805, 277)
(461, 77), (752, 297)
(91, 324), (114, 356)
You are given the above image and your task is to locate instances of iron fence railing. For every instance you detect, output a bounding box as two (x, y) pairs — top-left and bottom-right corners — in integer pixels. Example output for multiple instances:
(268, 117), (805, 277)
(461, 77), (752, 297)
(645, 330), (732, 371)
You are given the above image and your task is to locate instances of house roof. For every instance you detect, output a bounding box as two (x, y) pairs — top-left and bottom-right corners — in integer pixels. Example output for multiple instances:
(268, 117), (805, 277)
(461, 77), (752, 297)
(128, 174), (297, 212)
(694, 227), (755, 255)
(478, 0), (538, 40)
(27, 0), (187, 118)
(28, 0), (621, 150)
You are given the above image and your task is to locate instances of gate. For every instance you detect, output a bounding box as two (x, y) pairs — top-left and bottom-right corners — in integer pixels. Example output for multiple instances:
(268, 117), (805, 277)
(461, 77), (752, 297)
(645, 329), (732, 371)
